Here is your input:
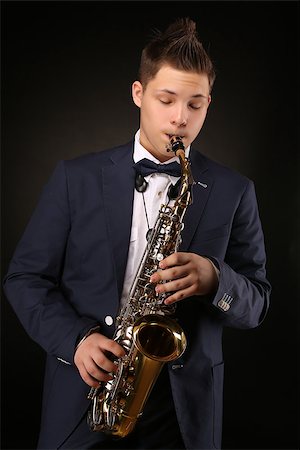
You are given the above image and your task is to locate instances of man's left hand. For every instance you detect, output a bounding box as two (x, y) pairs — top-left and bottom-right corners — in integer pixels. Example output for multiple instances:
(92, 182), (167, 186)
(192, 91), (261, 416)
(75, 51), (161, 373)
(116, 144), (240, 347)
(150, 252), (219, 305)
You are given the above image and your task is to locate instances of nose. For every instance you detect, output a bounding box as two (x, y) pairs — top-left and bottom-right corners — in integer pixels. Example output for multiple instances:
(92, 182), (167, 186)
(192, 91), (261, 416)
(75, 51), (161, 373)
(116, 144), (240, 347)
(170, 106), (187, 127)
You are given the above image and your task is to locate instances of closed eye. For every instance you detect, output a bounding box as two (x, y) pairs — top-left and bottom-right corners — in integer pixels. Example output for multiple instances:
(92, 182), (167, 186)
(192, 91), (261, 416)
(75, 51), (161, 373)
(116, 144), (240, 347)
(189, 104), (202, 110)
(159, 99), (172, 105)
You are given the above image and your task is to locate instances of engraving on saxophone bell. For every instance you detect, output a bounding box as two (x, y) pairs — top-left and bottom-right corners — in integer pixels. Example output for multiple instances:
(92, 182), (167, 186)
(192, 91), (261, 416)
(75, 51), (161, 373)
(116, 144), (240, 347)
(87, 136), (193, 438)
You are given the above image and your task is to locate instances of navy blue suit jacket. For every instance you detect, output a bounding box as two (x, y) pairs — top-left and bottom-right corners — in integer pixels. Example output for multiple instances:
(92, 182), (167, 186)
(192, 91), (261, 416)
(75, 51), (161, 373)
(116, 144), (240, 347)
(3, 141), (271, 449)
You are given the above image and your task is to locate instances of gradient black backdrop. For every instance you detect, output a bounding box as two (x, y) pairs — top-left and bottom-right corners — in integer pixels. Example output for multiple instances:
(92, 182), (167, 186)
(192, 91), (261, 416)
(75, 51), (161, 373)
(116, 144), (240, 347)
(1, 1), (299, 449)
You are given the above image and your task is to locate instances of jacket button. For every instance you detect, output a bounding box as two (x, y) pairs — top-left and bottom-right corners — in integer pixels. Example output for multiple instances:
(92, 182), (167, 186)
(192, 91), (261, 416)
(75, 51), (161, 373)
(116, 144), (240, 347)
(105, 315), (113, 326)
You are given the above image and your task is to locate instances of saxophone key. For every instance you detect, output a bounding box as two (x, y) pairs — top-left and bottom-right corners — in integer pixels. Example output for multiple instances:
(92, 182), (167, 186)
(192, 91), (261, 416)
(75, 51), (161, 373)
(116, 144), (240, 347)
(146, 228), (154, 241)
(87, 386), (100, 400)
(156, 253), (164, 261)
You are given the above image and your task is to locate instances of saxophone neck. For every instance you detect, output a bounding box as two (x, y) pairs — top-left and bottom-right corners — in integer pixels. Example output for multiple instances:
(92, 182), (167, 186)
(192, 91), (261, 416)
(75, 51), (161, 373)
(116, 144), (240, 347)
(169, 138), (194, 210)
(178, 148), (194, 189)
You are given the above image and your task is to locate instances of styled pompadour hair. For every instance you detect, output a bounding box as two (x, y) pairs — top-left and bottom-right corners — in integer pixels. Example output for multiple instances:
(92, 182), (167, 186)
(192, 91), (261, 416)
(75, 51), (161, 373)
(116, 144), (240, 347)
(138, 17), (216, 92)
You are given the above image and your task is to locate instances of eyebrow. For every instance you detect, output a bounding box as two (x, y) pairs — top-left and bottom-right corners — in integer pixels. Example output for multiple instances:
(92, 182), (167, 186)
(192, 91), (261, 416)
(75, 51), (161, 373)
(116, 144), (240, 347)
(156, 89), (209, 99)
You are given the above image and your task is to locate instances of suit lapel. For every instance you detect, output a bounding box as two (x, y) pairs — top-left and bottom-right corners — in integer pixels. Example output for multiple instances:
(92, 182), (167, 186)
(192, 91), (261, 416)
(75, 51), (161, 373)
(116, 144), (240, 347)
(180, 150), (214, 251)
(102, 143), (135, 297)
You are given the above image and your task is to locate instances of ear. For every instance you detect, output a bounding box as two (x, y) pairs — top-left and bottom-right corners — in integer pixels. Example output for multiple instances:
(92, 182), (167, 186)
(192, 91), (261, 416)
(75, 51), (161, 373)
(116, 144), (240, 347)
(132, 81), (143, 108)
(207, 94), (212, 107)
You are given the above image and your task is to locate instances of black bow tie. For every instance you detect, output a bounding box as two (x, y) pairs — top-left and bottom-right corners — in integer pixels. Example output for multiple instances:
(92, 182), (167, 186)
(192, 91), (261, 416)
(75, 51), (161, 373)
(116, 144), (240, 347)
(133, 158), (181, 177)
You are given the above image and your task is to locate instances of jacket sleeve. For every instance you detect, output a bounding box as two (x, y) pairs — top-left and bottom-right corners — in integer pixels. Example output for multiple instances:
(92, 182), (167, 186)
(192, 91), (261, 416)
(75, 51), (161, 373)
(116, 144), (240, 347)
(3, 161), (99, 364)
(208, 179), (271, 329)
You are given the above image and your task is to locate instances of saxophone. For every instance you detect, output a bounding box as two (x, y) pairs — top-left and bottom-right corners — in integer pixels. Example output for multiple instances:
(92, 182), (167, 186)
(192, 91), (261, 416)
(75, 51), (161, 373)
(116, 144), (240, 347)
(87, 136), (194, 437)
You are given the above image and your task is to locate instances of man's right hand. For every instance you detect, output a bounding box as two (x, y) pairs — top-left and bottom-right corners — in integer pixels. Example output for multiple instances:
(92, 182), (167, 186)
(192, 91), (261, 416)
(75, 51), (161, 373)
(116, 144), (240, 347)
(74, 332), (126, 388)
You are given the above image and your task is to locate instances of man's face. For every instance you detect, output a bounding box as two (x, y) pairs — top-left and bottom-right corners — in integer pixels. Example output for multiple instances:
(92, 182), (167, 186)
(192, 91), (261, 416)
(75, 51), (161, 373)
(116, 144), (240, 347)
(132, 64), (211, 162)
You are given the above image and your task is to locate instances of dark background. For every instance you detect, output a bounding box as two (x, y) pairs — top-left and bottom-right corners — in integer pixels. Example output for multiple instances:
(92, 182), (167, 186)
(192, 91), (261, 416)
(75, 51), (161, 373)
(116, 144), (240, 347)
(1, 1), (299, 449)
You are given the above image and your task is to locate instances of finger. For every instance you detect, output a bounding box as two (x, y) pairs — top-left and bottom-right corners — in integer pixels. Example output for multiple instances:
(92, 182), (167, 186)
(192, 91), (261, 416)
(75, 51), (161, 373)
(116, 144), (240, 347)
(151, 266), (189, 283)
(164, 285), (195, 305)
(99, 338), (126, 359)
(159, 252), (189, 269)
(92, 353), (119, 374)
(155, 276), (191, 294)
(77, 360), (113, 388)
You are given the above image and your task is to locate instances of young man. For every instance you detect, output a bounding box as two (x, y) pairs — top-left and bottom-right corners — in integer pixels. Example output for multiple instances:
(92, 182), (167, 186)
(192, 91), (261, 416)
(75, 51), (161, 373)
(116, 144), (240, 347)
(3, 18), (271, 450)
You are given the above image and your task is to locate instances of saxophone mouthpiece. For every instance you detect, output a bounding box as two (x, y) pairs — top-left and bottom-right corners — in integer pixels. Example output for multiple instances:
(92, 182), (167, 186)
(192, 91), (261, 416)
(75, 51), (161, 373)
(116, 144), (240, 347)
(169, 136), (185, 155)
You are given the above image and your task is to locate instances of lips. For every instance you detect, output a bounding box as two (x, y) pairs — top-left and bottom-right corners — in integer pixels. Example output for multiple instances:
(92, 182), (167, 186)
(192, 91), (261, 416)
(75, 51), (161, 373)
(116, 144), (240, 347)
(166, 133), (184, 139)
